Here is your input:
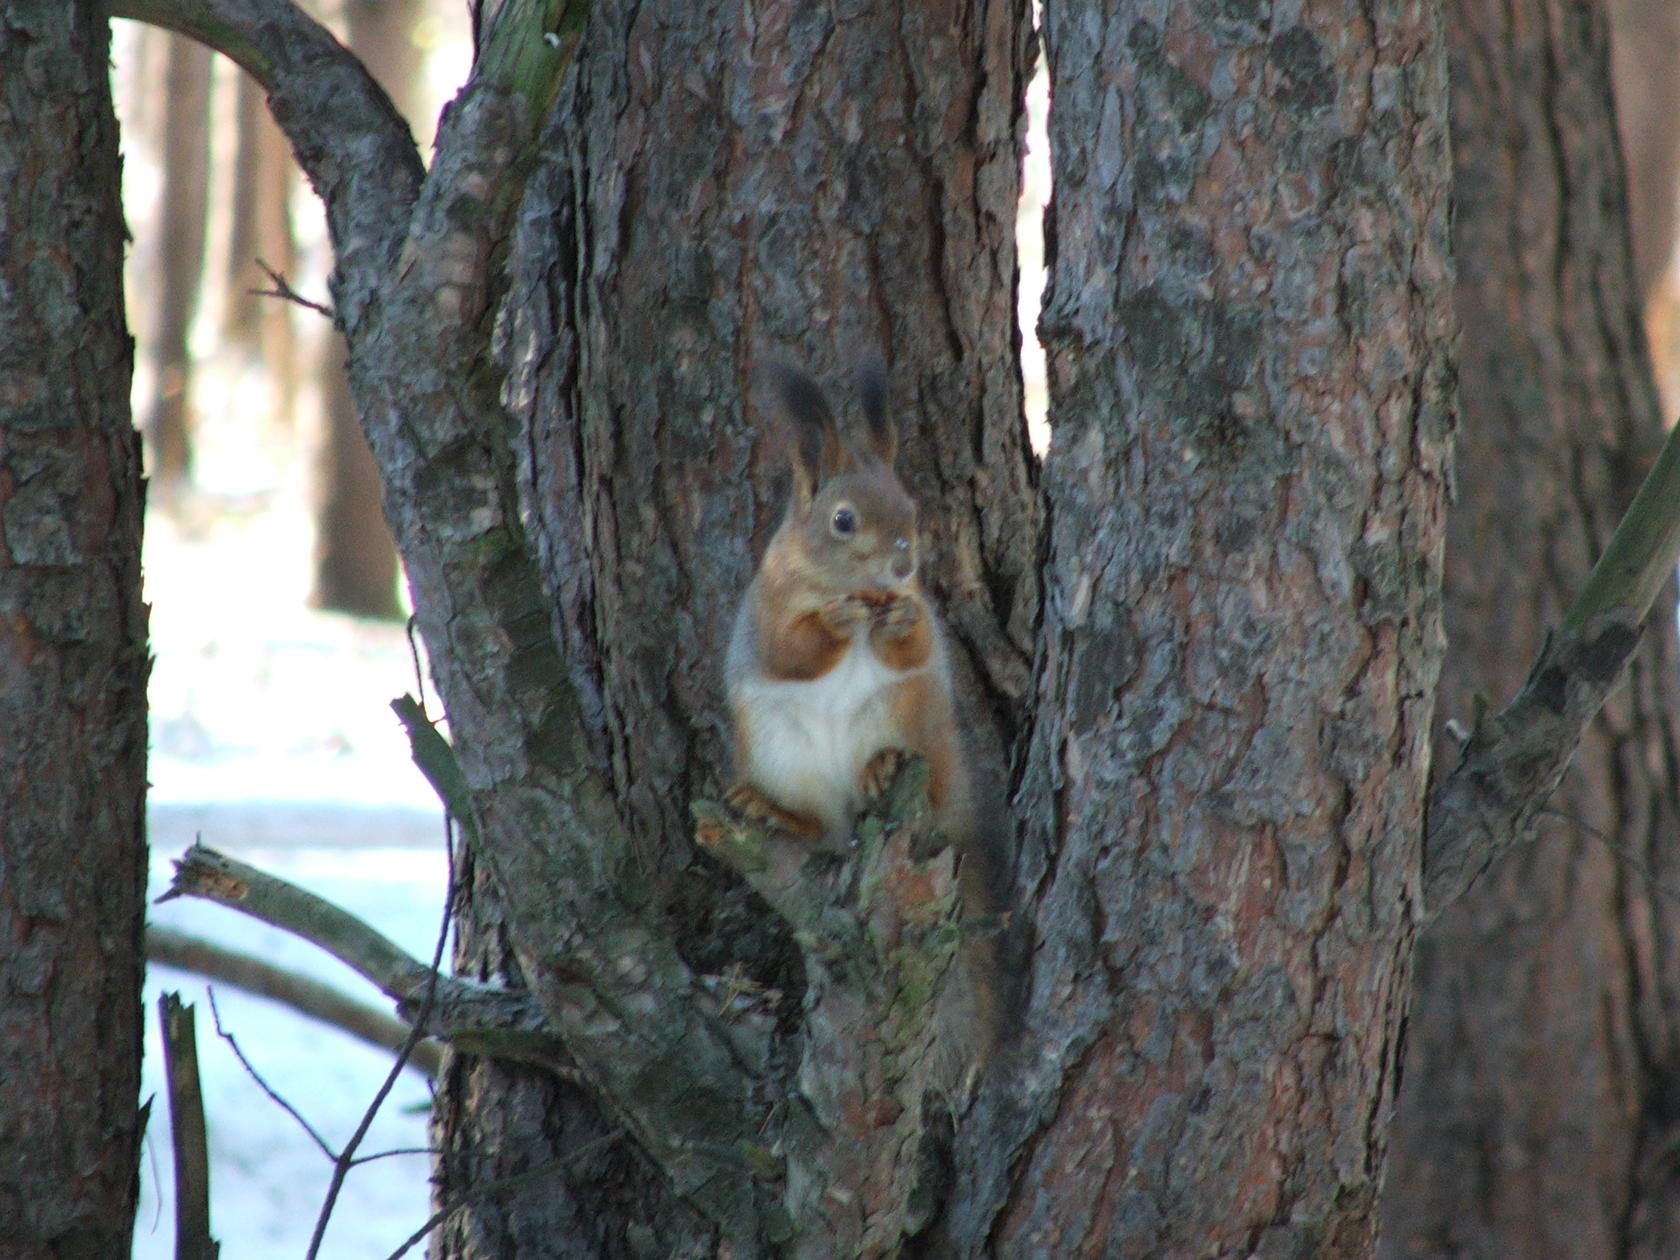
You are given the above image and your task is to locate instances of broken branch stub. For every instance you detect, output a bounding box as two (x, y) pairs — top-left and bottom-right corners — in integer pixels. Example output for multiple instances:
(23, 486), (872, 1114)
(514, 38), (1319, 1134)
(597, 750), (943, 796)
(694, 758), (969, 1259)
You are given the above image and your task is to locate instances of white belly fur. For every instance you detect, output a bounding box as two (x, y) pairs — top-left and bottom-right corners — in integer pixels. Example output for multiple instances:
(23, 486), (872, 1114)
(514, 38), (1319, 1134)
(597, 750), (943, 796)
(733, 635), (915, 838)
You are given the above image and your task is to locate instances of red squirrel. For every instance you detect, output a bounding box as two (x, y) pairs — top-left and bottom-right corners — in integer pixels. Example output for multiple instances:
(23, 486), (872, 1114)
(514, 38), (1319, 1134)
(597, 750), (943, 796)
(726, 360), (1004, 1064)
(725, 359), (974, 853)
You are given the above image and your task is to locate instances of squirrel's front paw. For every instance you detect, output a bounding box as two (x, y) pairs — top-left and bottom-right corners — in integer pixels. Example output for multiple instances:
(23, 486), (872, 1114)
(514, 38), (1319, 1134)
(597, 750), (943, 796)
(873, 595), (921, 637)
(818, 596), (871, 636)
(859, 748), (908, 804)
(725, 782), (826, 840)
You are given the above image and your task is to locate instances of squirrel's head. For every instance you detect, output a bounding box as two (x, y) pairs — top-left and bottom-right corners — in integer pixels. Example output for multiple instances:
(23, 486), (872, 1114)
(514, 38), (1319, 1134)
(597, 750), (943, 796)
(766, 357), (918, 598)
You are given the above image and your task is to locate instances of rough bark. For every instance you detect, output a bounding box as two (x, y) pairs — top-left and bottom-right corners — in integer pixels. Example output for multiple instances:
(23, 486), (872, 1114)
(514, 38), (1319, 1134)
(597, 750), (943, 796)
(1382, 3), (1680, 1256)
(310, 0), (411, 619)
(145, 29), (212, 487)
(951, 2), (1456, 1254)
(0, 2), (149, 1253)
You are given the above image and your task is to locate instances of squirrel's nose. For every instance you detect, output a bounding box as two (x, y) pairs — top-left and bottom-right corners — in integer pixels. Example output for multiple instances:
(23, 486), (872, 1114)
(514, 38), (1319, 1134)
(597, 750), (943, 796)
(890, 538), (914, 582)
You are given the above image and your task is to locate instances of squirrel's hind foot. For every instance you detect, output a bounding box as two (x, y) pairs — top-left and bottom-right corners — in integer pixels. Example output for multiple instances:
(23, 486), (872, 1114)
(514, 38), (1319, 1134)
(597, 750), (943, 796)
(724, 782), (827, 841)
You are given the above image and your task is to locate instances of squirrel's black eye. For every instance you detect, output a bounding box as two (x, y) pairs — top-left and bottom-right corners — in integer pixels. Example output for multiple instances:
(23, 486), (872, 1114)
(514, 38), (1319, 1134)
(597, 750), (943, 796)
(831, 507), (857, 537)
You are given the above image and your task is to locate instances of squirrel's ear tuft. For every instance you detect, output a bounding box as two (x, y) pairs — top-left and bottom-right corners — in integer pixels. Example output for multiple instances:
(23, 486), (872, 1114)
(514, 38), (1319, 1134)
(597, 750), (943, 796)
(763, 362), (846, 504)
(856, 353), (896, 465)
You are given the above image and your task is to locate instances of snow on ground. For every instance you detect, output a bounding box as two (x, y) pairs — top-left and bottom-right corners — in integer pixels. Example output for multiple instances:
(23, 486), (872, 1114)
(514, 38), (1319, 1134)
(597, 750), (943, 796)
(139, 490), (450, 1258)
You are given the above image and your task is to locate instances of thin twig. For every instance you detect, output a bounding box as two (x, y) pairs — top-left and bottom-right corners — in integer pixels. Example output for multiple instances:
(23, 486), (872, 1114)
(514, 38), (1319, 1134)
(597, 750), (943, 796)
(208, 988), (336, 1162)
(250, 257), (335, 320)
(307, 809), (459, 1257)
(382, 1132), (627, 1260)
(1539, 804), (1680, 909)
(347, 1146), (437, 1169)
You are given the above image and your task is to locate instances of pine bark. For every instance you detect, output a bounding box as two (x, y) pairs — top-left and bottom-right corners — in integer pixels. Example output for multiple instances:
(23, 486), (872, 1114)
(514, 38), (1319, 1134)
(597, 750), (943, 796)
(1381, 3), (1680, 1256)
(0, 3), (149, 1253)
(951, 1), (1456, 1253)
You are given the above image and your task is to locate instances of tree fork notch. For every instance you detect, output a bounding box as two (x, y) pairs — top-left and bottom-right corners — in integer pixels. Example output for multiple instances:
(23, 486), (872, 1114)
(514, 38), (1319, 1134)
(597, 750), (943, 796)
(695, 759), (969, 1259)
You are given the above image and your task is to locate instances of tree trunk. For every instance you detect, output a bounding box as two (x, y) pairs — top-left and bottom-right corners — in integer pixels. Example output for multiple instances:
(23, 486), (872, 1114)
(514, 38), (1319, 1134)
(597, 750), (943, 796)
(0, 3), (149, 1254)
(952, 1), (1456, 1253)
(1381, 4), (1680, 1257)
(432, 1), (1038, 1251)
(1608, 0), (1680, 304)
(1607, 0), (1680, 420)
(309, 0), (414, 620)
(145, 30), (212, 488)
(223, 69), (298, 423)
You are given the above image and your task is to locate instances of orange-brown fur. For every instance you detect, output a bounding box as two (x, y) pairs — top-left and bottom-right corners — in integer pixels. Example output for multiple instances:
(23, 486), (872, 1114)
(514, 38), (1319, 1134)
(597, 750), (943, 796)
(724, 359), (1003, 1068)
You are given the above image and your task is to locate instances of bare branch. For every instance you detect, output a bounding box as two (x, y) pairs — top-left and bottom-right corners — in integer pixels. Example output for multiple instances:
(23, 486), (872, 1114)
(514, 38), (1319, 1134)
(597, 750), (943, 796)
(105, 0), (423, 296)
(1425, 611), (1643, 917)
(207, 988), (336, 1161)
(160, 844), (569, 1070)
(307, 815), (459, 1260)
(149, 926), (442, 1078)
(118, 0), (776, 1239)
(250, 258), (334, 321)
(1424, 416), (1680, 917)
(382, 1132), (626, 1260)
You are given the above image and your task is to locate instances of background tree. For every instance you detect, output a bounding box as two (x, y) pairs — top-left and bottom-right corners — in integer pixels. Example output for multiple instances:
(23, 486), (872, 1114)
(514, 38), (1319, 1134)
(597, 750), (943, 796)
(223, 67), (299, 419)
(0, 1), (149, 1252)
(950, 1), (1455, 1252)
(1383, 2), (1680, 1255)
(310, 0), (418, 619)
(1609, 0), (1680, 304)
(145, 29), (213, 488)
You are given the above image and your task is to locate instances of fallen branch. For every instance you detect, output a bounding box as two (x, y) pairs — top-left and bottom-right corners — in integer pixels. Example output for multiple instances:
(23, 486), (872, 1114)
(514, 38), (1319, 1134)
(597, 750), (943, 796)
(149, 925), (442, 1078)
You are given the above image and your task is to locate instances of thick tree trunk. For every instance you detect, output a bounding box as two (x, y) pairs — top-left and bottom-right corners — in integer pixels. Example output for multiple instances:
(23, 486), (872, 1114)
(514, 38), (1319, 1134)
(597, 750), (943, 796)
(145, 30), (212, 488)
(0, 3), (148, 1253)
(310, 0), (413, 619)
(951, 1), (1456, 1253)
(1381, 4), (1680, 1256)
(430, 2), (1038, 1252)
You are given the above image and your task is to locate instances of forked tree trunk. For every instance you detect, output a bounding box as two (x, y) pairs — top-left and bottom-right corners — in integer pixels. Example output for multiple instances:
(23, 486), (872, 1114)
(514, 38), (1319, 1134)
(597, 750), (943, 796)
(146, 30), (212, 488)
(0, 2), (148, 1252)
(949, 0), (1456, 1252)
(432, 1), (1038, 1251)
(1381, 3), (1680, 1256)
